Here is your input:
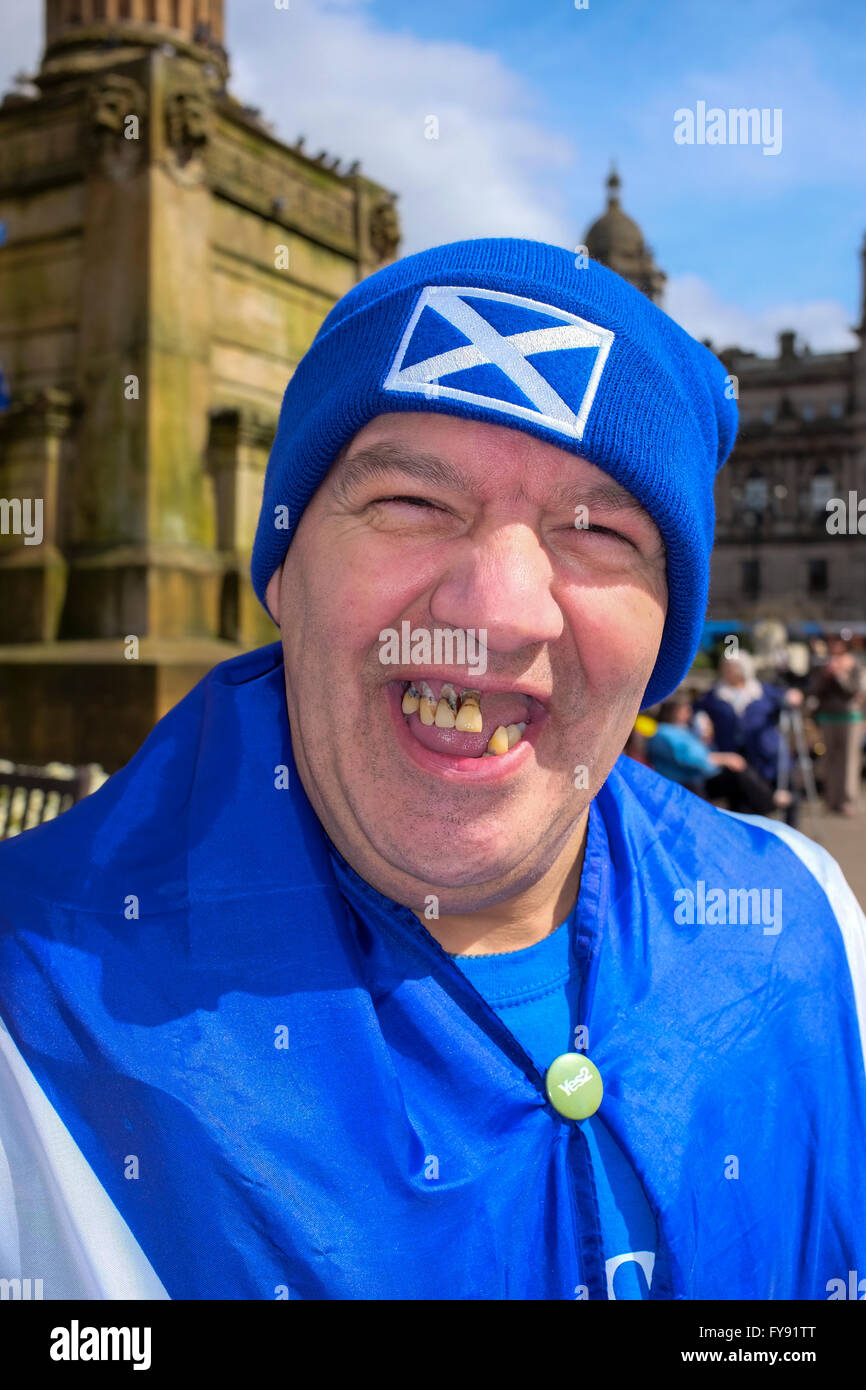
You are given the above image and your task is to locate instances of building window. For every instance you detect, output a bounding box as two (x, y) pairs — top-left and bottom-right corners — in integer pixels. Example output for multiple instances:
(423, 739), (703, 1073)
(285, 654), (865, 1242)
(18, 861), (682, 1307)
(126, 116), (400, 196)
(743, 470), (768, 512)
(829, 401), (844, 419)
(810, 467), (835, 513)
(801, 403), (815, 420)
(808, 558), (828, 594)
(761, 405), (775, 424)
(742, 559), (761, 599)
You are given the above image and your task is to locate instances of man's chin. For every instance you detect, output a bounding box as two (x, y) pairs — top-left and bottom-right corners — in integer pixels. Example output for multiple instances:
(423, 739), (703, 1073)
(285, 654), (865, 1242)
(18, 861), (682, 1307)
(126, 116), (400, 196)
(354, 810), (582, 908)
(382, 839), (527, 899)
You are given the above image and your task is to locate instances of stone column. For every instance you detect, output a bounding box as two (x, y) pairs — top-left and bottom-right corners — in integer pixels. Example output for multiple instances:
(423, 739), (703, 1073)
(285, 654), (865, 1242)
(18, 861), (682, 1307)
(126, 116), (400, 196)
(0, 389), (75, 642)
(60, 58), (152, 638)
(206, 406), (277, 646)
(145, 48), (223, 639)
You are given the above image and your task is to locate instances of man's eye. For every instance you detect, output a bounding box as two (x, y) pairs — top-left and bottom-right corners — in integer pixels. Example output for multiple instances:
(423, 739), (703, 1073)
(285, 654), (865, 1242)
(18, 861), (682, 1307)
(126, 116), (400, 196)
(375, 495), (440, 511)
(572, 522), (632, 544)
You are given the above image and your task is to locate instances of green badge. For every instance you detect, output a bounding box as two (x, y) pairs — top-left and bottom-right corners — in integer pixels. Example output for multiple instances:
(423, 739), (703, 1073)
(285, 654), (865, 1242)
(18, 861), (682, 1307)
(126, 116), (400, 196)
(545, 1053), (603, 1121)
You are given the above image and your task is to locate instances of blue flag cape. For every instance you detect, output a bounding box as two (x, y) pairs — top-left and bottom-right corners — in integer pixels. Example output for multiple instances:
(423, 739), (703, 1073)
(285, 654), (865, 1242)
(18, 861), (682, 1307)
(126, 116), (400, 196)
(1, 643), (864, 1299)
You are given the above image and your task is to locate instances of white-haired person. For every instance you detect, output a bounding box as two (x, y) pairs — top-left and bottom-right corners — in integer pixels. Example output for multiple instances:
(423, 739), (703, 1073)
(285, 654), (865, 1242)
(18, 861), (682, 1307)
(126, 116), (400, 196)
(694, 650), (802, 826)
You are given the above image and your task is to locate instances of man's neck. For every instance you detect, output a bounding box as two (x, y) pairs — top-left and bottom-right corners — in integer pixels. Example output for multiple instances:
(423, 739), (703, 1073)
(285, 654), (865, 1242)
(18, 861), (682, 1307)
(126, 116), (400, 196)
(415, 813), (589, 957)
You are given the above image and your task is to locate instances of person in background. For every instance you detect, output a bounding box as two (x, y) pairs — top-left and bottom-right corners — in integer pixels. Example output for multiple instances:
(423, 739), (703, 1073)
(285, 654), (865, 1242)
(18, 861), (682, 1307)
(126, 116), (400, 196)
(782, 639), (812, 694)
(809, 632), (866, 816)
(647, 693), (778, 814)
(694, 651), (802, 826)
(751, 618), (789, 685)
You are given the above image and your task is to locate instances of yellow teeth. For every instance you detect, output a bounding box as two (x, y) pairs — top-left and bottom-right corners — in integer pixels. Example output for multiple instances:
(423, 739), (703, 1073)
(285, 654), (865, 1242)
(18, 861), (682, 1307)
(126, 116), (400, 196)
(434, 697), (456, 728)
(455, 705), (483, 732)
(486, 725), (509, 756)
(402, 684), (420, 714)
(455, 690), (483, 732)
(487, 722), (527, 756)
(402, 682), (529, 756)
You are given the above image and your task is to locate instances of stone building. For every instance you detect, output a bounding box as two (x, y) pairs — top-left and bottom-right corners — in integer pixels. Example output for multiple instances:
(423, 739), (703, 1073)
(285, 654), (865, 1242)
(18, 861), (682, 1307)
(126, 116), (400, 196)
(585, 166), (666, 305)
(584, 172), (866, 629)
(710, 255), (866, 625)
(0, 0), (400, 768)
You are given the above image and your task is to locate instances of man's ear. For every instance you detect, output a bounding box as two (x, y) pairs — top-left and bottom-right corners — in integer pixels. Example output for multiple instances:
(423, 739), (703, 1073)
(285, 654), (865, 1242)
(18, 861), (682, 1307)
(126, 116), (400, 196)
(265, 566), (282, 625)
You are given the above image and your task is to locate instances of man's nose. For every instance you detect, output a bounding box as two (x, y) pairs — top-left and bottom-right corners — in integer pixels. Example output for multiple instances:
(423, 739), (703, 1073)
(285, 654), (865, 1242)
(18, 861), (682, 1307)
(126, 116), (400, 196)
(427, 524), (564, 653)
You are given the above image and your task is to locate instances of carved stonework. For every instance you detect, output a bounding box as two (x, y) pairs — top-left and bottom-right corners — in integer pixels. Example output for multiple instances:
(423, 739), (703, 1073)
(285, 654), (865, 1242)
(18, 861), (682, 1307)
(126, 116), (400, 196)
(88, 73), (147, 178)
(206, 132), (355, 247)
(369, 197), (400, 262)
(164, 83), (211, 172)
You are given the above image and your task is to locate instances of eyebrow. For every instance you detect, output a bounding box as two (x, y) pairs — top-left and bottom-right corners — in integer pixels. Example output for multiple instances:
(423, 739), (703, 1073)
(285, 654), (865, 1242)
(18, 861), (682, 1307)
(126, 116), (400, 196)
(330, 443), (474, 501)
(331, 442), (653, 519)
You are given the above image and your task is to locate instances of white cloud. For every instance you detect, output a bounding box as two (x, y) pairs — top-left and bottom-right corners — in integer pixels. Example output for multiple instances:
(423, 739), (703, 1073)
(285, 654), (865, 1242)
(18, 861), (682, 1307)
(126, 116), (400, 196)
(665, 271), (859, 355)
(228, 0), (577, 253)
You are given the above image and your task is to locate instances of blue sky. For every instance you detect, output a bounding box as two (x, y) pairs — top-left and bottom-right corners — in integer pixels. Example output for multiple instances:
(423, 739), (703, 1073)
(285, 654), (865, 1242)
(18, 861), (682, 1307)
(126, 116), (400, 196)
(4, 0), (864, 354)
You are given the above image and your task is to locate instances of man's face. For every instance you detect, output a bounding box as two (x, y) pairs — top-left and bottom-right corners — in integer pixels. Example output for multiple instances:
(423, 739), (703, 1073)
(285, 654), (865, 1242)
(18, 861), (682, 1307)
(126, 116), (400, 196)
(267, 412), (667, 913)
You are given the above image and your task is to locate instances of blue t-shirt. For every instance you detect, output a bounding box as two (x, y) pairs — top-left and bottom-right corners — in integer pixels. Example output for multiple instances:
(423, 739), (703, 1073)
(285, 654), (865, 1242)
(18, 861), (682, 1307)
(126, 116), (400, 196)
(451, 912), (658, 1299)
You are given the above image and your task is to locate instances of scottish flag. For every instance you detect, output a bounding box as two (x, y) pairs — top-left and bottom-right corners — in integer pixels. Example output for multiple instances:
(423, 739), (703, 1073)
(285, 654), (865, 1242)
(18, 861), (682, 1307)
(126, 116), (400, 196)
(383, 286), (614, 440)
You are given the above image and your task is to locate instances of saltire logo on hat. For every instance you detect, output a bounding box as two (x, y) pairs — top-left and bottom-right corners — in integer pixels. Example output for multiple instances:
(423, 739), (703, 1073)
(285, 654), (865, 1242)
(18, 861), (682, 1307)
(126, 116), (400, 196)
(383, 285), (614, 440)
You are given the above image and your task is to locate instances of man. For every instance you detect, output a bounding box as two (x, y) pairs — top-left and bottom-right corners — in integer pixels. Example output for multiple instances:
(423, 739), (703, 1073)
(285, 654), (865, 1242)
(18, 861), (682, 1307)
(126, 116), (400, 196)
(810, 632), (865, 815)
(1, 239), (864, 1301)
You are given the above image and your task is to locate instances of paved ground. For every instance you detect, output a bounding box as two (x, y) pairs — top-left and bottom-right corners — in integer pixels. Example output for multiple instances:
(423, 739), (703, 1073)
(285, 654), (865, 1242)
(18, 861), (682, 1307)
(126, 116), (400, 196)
(787, 801), (866, 909)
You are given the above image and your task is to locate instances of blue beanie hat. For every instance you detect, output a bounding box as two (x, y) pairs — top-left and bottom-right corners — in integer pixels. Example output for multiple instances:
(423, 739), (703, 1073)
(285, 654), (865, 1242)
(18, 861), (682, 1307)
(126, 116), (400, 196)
(251, 237), (738, 708)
